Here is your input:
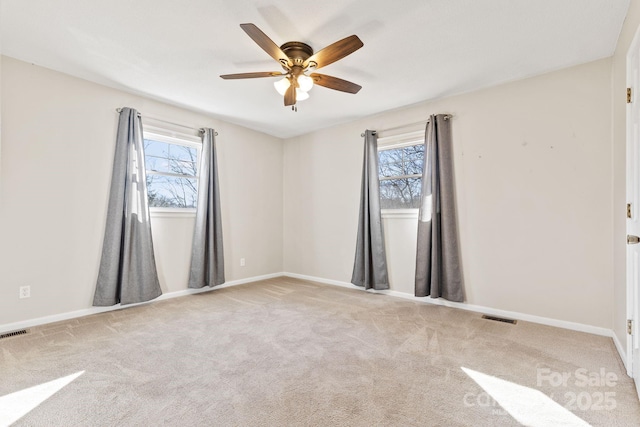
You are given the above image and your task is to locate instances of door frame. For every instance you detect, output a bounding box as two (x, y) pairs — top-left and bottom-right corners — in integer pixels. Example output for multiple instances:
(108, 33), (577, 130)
(626, 25), (640, 381)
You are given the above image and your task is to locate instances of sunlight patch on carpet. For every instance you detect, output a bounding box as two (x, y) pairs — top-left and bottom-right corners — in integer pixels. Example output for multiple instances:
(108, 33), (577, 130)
(0, 371), (85, 426)
(461, 367), (591, 427)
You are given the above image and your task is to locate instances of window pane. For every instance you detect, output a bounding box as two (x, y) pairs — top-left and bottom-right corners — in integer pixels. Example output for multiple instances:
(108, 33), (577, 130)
(146, 175), (198, 208)
(379, 177), (422, 209)
(404, 157), (424, 175)
(168, 159), (198, 176)
(404, 161), (423, 176)
(403, 144), (424, 159)
(145, 156), (159, 171)
(144, 138), (173, 174)
(379, 147), (402, 165)
(144, 140), (198, 176)
(379, 161), (403, 177)
(378, 149), (394, 164)
(403, 145), (424, 175)
(379, 147), (404, 177)
(378, 143), (425, 208)
(146, 156), (170, 173)
(144, 139), (168, 157)
(169, 145), (198, 162)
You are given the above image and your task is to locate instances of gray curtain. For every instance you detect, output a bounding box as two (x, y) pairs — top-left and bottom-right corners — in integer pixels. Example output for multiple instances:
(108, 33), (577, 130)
(188, 128), (225, 288)
(415, 114), (464, 301)
(93, 107), (162, 306)
(351, 130), (390, 290)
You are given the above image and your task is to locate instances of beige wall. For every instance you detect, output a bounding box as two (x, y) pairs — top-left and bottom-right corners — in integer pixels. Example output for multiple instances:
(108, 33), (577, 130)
(0, 56), (284, 325)
(0, 55), (2, 185)
(0, 32), (625, 334)
(284, 58), (614, 328)
(613, 0), (640, 350)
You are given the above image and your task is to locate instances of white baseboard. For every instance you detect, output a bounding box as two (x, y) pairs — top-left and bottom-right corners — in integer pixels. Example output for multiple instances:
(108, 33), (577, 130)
(283, 272), (617, 338)
(612, 330), (630, 375)
(1, 270), (630, 378)
(0, 272), (283, 335)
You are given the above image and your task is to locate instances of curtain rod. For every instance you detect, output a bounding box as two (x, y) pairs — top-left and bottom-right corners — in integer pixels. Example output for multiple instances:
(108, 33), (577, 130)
(360, 114), (453, 137)
(115, 108), (217, 136)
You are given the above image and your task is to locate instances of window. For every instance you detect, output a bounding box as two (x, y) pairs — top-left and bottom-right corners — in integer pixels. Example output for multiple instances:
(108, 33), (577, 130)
(378, 134), (425, 209)
(143, 129), (201, 210)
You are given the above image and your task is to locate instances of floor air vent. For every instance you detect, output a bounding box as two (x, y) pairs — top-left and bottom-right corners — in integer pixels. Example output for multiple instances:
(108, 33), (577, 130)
(482, 315), (517, 325)
(0, 329), (28, 340)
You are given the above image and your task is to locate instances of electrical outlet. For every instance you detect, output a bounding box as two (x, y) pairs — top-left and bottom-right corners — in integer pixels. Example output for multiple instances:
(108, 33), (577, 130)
(19, 286), (30, 299)
(240, 258), (246, 267)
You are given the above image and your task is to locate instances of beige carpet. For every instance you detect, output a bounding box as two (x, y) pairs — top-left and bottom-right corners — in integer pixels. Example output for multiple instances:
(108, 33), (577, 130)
(1, 277), (639, 426)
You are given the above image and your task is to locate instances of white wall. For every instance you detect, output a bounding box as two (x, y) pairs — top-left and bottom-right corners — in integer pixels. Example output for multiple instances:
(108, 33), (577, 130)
(382, 215), (418, 295)
(0, 54), (2, 188)
(0, 56), (284, 325)
(0, 48), (621, 334)
(284, 58), (614, 329)
(612, 0), (640, 350)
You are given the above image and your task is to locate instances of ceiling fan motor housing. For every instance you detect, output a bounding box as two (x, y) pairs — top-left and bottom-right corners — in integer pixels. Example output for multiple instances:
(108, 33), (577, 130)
(280, 41), (313, 66)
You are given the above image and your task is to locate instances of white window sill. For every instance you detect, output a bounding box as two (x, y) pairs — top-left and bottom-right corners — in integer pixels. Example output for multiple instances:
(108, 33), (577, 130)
(381, 209), (419, 219)
(150, 208), (196, 218)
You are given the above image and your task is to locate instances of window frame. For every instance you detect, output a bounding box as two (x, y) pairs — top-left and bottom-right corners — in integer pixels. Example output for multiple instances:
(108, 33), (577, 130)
(142, 125), (202, 216)
(377, 130), (425, 216)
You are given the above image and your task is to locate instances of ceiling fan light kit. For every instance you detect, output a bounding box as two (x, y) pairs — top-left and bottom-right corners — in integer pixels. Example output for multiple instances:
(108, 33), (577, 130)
(274, 75), (313, 99)
(297, 75), (314, 92)
(220, 23), (363, 110)
(295, 89), (309, 101)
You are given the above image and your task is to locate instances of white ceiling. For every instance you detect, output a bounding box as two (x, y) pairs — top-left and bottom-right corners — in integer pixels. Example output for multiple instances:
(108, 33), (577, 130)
(0, 0), (630, 139)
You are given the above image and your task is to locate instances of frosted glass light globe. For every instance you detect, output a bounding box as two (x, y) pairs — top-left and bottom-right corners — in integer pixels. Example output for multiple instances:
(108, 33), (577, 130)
(274, 77), (290, 95)
(296, 89), (309, 101)
(297, 75), (314, 92)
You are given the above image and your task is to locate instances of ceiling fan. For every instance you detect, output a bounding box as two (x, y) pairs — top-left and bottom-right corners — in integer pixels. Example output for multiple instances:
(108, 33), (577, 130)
(220, 23), (364, 110)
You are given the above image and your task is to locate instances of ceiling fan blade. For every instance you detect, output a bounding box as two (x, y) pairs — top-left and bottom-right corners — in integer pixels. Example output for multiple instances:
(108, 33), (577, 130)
(220, 72), (285, 79)
(310, 73), (362, 94)
(304, 35), (363, 70)
(284, 83), (296, 106)
(240, 23), (292, 68)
